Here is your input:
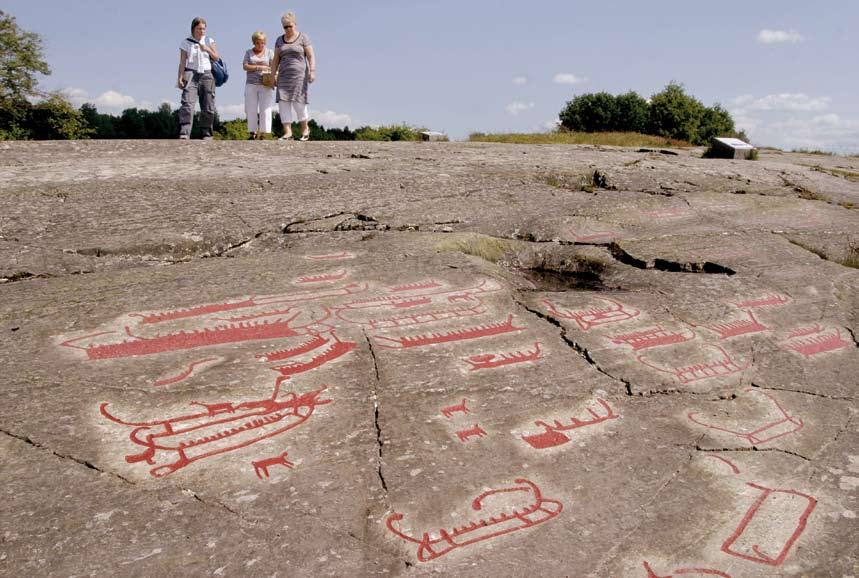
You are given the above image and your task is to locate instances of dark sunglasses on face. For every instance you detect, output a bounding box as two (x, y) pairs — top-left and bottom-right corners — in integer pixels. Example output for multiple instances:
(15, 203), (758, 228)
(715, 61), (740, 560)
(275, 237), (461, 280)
(283, 24), (294, 29)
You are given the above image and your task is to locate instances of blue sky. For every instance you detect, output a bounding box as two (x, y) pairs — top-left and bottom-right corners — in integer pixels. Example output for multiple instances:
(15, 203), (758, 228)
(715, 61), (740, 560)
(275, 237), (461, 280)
(6, 1), (858, 151)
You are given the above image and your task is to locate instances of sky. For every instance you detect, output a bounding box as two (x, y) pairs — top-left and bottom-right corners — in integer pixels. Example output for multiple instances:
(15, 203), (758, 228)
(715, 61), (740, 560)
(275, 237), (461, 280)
(6, 1), (858, 152)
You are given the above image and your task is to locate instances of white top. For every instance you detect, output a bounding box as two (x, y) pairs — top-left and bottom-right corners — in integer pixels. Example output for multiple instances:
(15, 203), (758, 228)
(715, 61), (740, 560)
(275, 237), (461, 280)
(180, 36), (214, 73)
(714, 137), (754, 149)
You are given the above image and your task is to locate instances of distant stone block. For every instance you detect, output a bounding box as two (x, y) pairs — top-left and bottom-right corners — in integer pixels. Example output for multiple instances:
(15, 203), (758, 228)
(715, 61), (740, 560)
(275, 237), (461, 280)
(421, 131), (448, 142)
(709, 137), (756, 159)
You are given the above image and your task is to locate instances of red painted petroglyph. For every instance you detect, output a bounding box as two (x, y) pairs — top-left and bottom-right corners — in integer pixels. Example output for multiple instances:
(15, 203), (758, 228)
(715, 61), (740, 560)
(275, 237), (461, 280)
(706, 455), (741, 475)
(688, 389), (803, 446)
(304, 251), (355, 261)
(273, 335), (357, 380)
(129, 297), (257, 324)
(153, 357), (221, 387)
(785, 324), (823, 339)
(608, 326), (695, 351)
(213, 307), (296, 323)
(782, 327), (851, 358)
(363, 303), (486, 330)
(642, 561), (731, 578)
(256, 334), (329, 363)
(100, 383), (330, 478)
(252, 451), (294, 479)
(521, 399), (619, 449)
(66, 316), (304, 360)
(699, 310), (767, 340)
(388, 280), (444, 293)
(464, 342), (543, 371)
(455, 424), (487, 442)
(392, 297), (433, 309)
(637, 345), (748, 385)
(441, 399), (471, 419)
(385, 478), (562, 562)
(544, 298), (641, 331)
(731, 294), (790, 309)
(374, 315), (526, 349)
(720, 482), (817, 567)
(296, 269), (349, 284)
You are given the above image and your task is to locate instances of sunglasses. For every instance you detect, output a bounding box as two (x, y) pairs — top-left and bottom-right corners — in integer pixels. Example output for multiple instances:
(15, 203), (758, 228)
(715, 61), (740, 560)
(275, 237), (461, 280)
(283, 24), (294, 29)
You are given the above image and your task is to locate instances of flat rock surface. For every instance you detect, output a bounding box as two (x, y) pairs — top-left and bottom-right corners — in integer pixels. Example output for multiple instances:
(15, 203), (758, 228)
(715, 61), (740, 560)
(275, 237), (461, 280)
(0, 140), (857, 577)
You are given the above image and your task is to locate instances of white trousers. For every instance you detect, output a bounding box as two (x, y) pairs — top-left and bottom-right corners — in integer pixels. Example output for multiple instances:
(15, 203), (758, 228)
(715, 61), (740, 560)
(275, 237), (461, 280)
(244, 84), (274, 133)
(279, 101), (309, 123)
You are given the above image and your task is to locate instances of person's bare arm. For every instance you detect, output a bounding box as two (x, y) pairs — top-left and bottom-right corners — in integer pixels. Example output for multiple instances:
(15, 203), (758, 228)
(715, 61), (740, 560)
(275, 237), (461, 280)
(177, 49), (188, 88)
(305, 45), (316, 83)
(270, 50), (280, 82)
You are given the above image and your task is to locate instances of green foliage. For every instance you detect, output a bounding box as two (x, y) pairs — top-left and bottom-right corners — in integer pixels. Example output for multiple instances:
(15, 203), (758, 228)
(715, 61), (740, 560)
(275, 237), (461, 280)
(558, 92), (617, 132)
(614, 91), (649, 133)
(354, 124), (424, 141)
(559, 82), (742, 146)
(0, 11), (50, 106)
(27, 93), (92, 140)
(215, 118), (249, 140)
(646, 82), (702, 143)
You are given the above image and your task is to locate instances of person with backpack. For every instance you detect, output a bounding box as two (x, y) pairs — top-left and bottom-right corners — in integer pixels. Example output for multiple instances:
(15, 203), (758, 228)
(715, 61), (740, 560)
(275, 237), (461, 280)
(177, 16), (219, 140)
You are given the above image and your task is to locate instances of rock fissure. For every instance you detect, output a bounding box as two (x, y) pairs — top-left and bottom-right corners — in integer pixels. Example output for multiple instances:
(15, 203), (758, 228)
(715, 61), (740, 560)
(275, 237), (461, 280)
(749, 382), (855, 402)
(515, 298), (633, 394)
(0, 427), (136, 485)
(693, 445), (812, 462)
(608, 243), (736, 275)
(362, 329), (388, 497)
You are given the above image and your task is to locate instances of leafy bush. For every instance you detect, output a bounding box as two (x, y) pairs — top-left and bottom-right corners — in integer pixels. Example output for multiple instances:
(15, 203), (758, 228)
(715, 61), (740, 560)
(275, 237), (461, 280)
(27, 93), (92, 140)
(355, 124), (425, 141)
(559, 82), (741, 146)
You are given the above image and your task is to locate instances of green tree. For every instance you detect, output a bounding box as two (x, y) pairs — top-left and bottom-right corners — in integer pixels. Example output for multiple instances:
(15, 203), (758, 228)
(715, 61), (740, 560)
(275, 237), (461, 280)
(0, 11), (50, 106)
(697, 103), (735, 143)
(559, 92), (618, 132)
(28, 93), (92, 140)
(647, 82), (704, 143)
(613, 91), (649, 133)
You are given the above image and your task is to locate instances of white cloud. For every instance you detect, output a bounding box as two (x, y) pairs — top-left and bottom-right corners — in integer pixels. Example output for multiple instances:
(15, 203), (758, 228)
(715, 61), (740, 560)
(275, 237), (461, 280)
(505, 101), (535, 115)
(217, 104), (245, 119)
(543, 119), (561, 131)
(61, 88), (154, 112)
(553, 73), (586, 85)
(731, 93), (830, 112)
(311, 109), (353, 128)
(757, 29), (804, 44)
(512, 76), (528, 86)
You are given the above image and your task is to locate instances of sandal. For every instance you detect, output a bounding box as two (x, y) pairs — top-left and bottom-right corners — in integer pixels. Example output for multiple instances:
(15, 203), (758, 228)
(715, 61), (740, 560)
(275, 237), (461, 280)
(278, 135), (294, 141)
(299, 134), (310, 141)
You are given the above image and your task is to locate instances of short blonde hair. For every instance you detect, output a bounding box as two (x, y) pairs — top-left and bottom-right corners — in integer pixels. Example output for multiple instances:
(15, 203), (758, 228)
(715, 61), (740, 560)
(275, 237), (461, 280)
(251, 30), (266, 43)
(281, 12), (296, 26)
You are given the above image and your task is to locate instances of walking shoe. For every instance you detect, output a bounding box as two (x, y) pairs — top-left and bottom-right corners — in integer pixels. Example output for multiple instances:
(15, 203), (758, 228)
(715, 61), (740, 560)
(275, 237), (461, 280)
(299, 133), (310, 141)
(248, 133), (256, 140)
(178, 134), (190, 140)
(202, 135), (214, 141)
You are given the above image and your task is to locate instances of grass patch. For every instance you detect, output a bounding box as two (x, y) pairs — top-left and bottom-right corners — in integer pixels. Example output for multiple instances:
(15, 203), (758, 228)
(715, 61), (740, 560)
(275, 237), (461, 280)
(792, 148), (836, 156)
(469, 131), (694, 148)
(805, 164), (859, 182)
(437, 234), (513, 263)
(544, 170), (609, 193)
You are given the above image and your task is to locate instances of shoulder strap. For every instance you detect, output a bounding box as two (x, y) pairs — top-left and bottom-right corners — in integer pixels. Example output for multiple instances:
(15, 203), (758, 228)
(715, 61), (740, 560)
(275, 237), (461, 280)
(186, 37), (199, 45)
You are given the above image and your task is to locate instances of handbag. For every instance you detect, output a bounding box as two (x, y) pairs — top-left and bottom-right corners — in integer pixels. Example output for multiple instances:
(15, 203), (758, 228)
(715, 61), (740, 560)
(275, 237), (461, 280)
(261, 72), (275, 88)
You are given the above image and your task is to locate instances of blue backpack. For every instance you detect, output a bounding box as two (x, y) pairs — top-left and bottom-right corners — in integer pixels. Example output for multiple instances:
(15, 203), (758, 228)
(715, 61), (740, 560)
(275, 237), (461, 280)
(211, 57), (229, 87)
(187, 37), (229, 87)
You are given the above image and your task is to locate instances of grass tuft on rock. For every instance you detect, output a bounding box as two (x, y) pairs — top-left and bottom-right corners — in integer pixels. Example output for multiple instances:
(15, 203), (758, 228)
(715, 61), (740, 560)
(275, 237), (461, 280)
(437, 234), (513, 263)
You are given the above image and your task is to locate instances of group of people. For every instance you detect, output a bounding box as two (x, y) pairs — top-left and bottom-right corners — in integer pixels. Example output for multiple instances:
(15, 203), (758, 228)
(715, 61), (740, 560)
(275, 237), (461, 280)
(177, 12), (315, 141)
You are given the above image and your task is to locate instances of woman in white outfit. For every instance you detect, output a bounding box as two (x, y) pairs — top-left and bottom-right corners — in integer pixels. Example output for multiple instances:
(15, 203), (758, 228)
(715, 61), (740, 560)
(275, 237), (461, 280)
(243, 31), (274, 140)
